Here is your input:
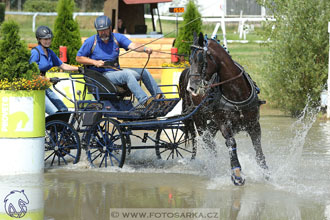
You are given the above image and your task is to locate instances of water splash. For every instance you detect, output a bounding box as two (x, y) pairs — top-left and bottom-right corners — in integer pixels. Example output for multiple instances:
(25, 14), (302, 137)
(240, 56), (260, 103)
(45, 100), (328, 199)
(325, 202), (330, 220)
(270, 101), (323, 197)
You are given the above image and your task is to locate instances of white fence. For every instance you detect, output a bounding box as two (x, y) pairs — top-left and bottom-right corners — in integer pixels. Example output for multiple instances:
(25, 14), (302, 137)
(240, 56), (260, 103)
(5, 11), (104, 32)
(6, 11), (274, 35)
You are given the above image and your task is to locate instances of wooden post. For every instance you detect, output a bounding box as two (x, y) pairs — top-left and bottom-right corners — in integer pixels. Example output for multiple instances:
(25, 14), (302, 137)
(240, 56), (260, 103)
(5, 0), (10, 10)
(104, 0), (118, 29)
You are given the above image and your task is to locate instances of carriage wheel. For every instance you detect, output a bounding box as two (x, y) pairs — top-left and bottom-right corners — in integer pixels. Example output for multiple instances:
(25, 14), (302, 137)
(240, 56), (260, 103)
(45, 120), (81, 167)
(86, 118), (126, 168)
(155, 125), (196, 160)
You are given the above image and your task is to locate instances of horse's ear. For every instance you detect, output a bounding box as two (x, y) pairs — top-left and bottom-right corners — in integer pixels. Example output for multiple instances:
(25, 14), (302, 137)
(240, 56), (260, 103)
(198, 32), (204, 47)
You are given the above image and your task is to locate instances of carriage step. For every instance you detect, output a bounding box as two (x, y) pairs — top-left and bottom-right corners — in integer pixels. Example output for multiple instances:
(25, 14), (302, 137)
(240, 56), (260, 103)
(259, 100), (266, 105)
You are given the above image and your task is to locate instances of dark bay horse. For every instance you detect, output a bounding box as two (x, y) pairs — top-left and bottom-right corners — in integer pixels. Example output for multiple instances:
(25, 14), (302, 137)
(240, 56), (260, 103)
(179, 33), (268, 185)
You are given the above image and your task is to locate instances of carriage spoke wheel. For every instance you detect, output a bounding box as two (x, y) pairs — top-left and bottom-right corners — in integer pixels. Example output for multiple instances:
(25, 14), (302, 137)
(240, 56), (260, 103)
(87, 118), (126, 168)
(155, 125), (196, 160)
(45, 120), (81, 167)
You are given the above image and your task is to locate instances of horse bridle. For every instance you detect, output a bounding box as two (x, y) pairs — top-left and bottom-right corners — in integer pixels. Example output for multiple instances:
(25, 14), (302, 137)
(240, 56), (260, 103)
(189, 41), (243, 89)
(190, 44), (219, 79)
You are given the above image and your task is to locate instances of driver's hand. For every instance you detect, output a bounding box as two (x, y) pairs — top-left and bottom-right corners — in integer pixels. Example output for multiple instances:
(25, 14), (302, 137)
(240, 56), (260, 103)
(49, 77), (60, 85)
(93, 60), (105, 67)
(144, 47), (153, 55)
(78, 67), (84, 74)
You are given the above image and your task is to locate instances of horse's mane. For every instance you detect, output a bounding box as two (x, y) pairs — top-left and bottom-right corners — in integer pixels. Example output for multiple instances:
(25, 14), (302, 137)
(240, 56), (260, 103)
(206, 38), (252, 101)
(208, 39), (235, 66)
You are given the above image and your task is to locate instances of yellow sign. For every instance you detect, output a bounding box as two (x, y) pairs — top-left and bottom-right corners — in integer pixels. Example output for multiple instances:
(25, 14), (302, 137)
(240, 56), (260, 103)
(169, 7), (185, 13)
(161, 68), (184, 98)
(0, 90), (45, 138)
(47, 72), (93, 108)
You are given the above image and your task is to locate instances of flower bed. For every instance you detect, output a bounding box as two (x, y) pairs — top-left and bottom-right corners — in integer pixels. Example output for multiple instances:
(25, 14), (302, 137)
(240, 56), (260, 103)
(0, 76), (50, 90)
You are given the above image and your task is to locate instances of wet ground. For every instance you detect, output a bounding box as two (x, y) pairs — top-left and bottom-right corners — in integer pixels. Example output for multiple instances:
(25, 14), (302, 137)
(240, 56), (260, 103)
(1, 109), (330, 220)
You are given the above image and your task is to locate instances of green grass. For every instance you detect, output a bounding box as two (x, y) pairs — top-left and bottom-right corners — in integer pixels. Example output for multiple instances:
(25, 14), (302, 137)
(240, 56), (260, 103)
(5, 14), (98, 43)
(228, 43), (269, 100)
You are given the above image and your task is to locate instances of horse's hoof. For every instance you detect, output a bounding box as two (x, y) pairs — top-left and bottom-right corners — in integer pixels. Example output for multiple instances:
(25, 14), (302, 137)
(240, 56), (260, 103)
(231, 174), (245, 186)
(263, 169), (271, 181)
(231, 168), (245, 186)
(260, 164), (270, 181)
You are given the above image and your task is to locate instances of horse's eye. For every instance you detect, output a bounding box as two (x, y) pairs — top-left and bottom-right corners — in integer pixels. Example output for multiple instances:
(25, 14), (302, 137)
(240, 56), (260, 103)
(197, 53), (203, 63)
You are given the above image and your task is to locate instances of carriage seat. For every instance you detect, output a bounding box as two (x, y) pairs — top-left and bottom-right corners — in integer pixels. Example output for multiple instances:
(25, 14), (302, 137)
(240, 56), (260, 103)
(83, 68), (131, 99)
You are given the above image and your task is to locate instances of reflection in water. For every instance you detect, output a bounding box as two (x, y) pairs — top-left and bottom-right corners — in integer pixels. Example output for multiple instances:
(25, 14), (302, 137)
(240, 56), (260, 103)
(0, 174), (44, 220)
(42, 113), (330, 220)
(44, 171), (208, 220)
(43, 169), (328, 220)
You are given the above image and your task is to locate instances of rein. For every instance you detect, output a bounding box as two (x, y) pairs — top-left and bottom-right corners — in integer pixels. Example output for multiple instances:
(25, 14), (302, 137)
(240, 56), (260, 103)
(207, 68), (243, 88)
(139, 53), (151, 86)
(119, 16), (202, 58)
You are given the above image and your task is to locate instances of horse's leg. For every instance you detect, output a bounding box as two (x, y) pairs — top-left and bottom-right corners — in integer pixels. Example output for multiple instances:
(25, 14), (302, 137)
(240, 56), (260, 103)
(247, 122), (270, 179)
(183, 118), (197, 147)
(181, 97), (197, 154)
(191, 113), (217, 155)
(201, 120), (218, 154)
(220, 124), (245, 186)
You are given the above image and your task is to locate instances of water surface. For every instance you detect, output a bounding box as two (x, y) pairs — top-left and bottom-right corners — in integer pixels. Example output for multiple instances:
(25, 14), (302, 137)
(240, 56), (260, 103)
(2, 113), (330, 220)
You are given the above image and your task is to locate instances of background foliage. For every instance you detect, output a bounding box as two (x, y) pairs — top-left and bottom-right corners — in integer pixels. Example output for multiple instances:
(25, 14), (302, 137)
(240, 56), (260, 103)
(51, 0), (81, 65)
(7, 0), (103, 12)
(0, 20), (50, 90)
(257, 0), (330, 116)
(23, 0), (57, 12)
(0, 20), (39, 82)
(174, 0), (202, 59)
(0, 3), (5, 23)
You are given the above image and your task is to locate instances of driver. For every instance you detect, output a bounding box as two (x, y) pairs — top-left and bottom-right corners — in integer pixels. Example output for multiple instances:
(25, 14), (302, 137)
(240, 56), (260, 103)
(76, 15), (163, 106)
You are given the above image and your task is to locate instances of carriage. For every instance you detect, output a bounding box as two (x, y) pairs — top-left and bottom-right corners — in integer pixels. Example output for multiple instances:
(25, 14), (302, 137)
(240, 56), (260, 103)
(45, 34), (269, 186)
(44, 66), (201, 168)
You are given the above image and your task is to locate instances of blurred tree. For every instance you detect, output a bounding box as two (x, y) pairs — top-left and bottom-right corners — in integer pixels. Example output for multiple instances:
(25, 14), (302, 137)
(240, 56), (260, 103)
(174, 0), (202, 60)
(23, 0), (57, 12)
(257, 0), (330, 116)
(5, 0), (10, 10)
(74, 0), (103, 12)
(51, 0), (81, 65)
(0, 20), (39, 82)
(0, 3), (5, 23)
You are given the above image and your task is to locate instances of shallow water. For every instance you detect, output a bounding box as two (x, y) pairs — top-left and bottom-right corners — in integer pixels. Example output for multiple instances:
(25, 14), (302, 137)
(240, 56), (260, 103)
(1, 113), (330, 220)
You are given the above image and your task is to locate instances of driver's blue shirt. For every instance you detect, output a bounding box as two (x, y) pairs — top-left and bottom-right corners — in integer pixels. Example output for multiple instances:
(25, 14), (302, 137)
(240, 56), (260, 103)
(29, 45), (63, 73)
(77, 33), (131, 72)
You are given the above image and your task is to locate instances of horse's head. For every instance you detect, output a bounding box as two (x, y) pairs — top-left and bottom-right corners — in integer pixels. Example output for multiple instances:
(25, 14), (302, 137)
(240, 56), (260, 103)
(187, 32), (220, 97)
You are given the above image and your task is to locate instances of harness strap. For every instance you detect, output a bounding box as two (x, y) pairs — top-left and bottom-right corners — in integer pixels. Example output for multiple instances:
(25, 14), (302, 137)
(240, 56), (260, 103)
(207, 69), (243, 88)
(90, 35), (97, 54)
(32, 47), (46, 76)
(113, 34), (120, 47)
(90, 34), (120, 54)
(90, 34), (120, 70)
(32, 47), (41, 62)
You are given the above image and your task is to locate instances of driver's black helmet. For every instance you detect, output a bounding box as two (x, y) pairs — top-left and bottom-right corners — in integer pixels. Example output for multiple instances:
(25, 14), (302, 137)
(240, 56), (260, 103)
(94, 15), (111, 31)
(36, 26), (53, 39)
